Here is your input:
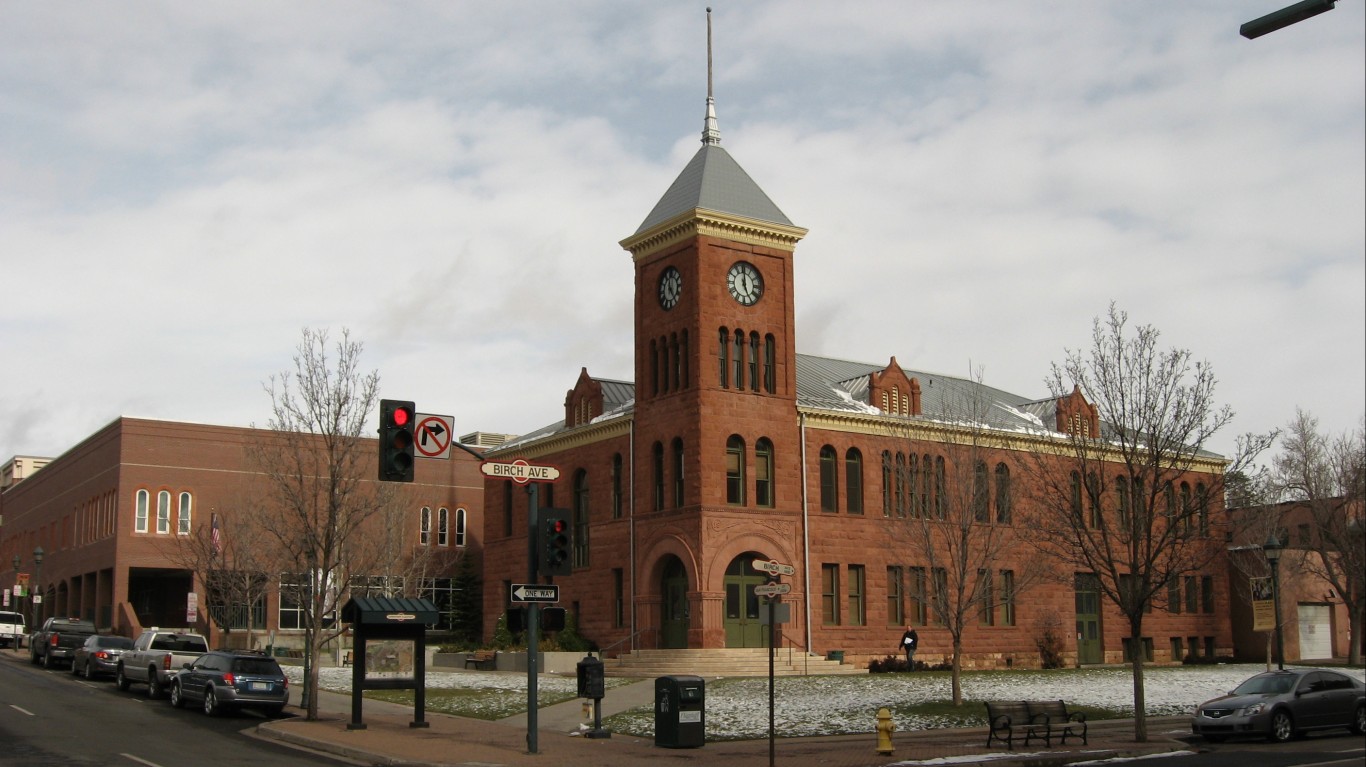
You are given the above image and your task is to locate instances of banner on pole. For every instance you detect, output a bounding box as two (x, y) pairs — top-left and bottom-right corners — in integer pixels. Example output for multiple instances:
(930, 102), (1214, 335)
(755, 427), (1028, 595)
(1251, 576), (1275, 631)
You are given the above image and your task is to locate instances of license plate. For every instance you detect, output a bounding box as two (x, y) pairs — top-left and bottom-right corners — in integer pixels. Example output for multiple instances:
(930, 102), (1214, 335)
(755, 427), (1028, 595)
(249, 681), (269, 691)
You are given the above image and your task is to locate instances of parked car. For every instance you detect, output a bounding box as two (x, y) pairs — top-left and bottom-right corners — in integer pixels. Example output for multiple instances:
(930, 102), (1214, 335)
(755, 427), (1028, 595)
(1192, 668), (1366, 743)
(168, 650), (289, 718)
(71, 635), (135, 680)
(116, 628), (209, 698)
(29, 617), (98, 668)
(0, 610), (24, 649)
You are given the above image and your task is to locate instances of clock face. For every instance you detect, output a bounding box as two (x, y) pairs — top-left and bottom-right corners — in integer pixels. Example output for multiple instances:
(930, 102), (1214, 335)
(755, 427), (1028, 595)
(658, 267), (682, 310)
(727, 261), (763, 306)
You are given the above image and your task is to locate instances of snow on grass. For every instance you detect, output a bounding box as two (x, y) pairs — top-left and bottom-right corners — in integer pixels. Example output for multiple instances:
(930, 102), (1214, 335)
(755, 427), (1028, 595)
(286, 663), (1364, 740)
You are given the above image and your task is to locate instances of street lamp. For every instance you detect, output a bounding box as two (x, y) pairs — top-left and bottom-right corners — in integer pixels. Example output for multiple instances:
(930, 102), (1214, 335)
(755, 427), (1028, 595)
(32, 546), (44, 630)
(1262, 533), (1285, 670)
(1241, 0), (1337, 39)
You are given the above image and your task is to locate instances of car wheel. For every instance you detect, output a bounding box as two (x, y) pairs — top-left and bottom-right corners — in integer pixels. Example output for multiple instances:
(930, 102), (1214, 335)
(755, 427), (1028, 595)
(1268, 709), (1294, 743)
(203, 687), (219, 717)
(116, 666), (130, 691)
(169, 682), (184, 708)
(85, 660), (97, 681)
(147, 672), (162, 699)
(71, 659), (81, 676)
(1352, 704), (1366, 736)
(42, 652), (54, 670)
(1201, 735), (1226, 743)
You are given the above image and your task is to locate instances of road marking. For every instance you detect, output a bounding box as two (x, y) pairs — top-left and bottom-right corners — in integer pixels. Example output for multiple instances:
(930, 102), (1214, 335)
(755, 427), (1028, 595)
(120, 754), (166, 767)
(9, 705), (33, 716)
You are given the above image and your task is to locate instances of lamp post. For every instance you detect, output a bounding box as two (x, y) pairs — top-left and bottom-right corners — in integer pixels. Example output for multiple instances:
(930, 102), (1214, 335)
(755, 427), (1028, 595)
(1263, 533), (1285, 670)
(10, 555), (20, 652)
(31, 546), (44, 630)
(1240, 0), (1337, 39)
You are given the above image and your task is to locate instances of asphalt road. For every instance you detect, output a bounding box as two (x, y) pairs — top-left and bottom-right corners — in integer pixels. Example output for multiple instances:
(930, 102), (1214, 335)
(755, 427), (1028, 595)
(0, 652), (344, 767)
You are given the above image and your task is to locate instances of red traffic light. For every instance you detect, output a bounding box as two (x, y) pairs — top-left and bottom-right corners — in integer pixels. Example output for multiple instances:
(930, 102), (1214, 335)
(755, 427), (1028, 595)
(549, 519), (568, 534)
(391, 407), (411, 427)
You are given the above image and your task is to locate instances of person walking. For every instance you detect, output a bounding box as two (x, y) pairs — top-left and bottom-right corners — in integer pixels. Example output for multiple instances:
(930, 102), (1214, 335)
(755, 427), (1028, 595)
(899, 625), (919, 670)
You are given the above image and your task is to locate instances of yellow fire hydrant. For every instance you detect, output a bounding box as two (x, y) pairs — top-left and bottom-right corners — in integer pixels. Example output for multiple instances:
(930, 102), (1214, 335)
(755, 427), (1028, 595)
(875, 706), (895, 755)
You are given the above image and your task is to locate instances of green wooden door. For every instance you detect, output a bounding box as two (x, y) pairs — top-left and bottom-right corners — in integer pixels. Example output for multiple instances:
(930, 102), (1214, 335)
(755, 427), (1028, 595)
(1075, 573), (1103, 665)
(724, 555), (769, 648)
(661, 558), (690, 649)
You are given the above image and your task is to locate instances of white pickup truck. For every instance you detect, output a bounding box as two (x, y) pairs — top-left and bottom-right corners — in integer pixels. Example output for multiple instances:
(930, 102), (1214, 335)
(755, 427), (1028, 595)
(0, 610), (24, 649)
(116, 628), (209, 699)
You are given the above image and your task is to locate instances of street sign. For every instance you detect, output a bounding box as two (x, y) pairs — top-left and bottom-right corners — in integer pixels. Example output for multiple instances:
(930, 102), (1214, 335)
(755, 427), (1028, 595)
(752, 559), (795, 576)
(415, 413), (455, 459)
(754, 582), (790, 597)
(510, 584), (561, 603)
(481, 459), (561, 485)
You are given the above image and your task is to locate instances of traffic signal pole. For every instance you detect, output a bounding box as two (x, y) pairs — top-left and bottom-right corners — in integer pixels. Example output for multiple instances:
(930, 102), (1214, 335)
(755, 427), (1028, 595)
(526, 484), (540, 755)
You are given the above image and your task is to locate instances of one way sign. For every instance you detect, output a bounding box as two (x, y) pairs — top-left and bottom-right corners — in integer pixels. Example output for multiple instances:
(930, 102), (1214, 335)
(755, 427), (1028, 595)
(510, 584), (560, 603)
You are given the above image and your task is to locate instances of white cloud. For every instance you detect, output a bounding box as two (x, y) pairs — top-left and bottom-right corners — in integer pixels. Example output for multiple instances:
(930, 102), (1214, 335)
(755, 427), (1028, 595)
(2, 1), (1362, 462)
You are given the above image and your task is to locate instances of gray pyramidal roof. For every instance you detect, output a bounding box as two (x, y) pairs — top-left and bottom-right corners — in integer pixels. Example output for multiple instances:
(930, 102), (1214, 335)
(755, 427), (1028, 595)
(634, 144), (794, 234)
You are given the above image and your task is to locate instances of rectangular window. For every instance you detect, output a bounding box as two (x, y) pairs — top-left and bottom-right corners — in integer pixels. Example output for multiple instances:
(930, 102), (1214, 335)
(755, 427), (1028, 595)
(503, 482), (513, 536)
(1168, 578), (1182, 614)
(886, 566), (904, 626)
(909, 567), (927, 625)
(1171, 636), (1183, 662)
(1000, 570), (1016, 626)
(611, 455), (623, 519)
(978, 569), (994, 626)
(848, 565), (866, 626)
(1184, 575), (1198, 614)
(821, 564), (840, 626)
(278, 572), (309, 630)
(1204, 636), (1215, 659)
(613, 569), (625, 628)
(1200, 575), (1214, 614)
(931, 567), (948, 626)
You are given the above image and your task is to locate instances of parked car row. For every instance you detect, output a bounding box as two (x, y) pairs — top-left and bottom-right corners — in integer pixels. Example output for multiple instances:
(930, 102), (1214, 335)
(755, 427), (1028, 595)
(33, 626), (290, 719)
(1192, 668), (1366, 743)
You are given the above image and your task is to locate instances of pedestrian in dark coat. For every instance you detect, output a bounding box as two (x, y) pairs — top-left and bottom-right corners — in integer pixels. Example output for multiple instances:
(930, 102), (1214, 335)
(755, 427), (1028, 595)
(899, 625), (919, 669)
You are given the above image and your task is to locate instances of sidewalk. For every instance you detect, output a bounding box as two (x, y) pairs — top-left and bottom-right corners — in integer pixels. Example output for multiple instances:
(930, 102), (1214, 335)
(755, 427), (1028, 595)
(255, 680), (1194, 767)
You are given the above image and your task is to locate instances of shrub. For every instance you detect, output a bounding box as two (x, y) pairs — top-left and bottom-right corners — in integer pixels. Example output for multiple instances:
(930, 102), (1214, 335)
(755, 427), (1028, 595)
(1035, 610), (1067, 669)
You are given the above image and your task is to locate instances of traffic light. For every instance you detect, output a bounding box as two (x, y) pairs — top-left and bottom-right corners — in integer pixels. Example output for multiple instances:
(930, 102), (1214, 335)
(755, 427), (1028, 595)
(378, 399), (416, 482)
(541, 606), (566, 632)
(540, 509), (571, 576)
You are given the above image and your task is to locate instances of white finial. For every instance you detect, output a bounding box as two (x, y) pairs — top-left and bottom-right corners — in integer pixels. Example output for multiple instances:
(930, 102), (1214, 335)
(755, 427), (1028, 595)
(703, 7), (721, 145)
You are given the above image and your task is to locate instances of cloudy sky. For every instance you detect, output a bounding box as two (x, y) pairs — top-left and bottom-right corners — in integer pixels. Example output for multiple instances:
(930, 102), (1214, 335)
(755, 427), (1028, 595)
(3, 1), (1362, 466)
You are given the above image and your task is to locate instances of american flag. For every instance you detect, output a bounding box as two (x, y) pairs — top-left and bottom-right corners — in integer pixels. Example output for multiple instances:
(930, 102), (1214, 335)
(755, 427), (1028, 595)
(211, 513), (222, 557)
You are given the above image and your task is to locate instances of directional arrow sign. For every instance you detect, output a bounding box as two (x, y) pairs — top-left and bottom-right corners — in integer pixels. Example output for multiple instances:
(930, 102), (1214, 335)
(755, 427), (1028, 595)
(510, 584), (561, 603)
(754, 582), (791, 597)
(752, 558), (795, 576)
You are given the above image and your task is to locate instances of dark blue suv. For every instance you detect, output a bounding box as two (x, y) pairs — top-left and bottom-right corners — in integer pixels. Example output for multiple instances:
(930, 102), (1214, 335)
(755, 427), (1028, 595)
(168, 650), (289, 717)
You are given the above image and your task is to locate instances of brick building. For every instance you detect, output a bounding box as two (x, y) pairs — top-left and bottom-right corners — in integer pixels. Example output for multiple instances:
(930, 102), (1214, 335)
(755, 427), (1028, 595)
(480, 93), (1231, 669)
(1, 417), (481, 650)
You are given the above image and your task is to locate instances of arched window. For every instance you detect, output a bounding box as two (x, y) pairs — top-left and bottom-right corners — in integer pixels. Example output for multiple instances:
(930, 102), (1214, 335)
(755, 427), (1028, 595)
(672, 438), (685, 508)
(659, 335), (670, 393)
(420, 506), (432, 546)
(819, 446), (838, 513)
(733, 329), (745, 387)
(135, 489), (149, 533)
(157, 490), (171, 534)
(763, 335), (776, 393)
(652, 442), (665, 511)
(573, 469), (590, 567)
(1196, 482), (1209, 535)
(908, 453), (920, 517)
(894, 452), (906, 517)
(438, 507), (450, 546)
(845, 449), (864, 515)
(1116, 475), (1130, 528)
(933, 457), (946, 519)
(455, 508), (467, 547)
(1070, 471), (1083, 522)
(671, 333), (681, 391)
(177, 492), (192, 535)
(611, 453), (623, 519)
(726, 436), (746, 505)
(1180, 482), (1193, 532)
(680, 330), (690, 389)
(994, 463), (1012, 524)
(749, 332), (760, 391)
(755, 438), (775, 507)
(973, 461), (990, 522)
(719, 327), (729, 388)
(921, 454), (933, 518)
(881, 451), (893, 517)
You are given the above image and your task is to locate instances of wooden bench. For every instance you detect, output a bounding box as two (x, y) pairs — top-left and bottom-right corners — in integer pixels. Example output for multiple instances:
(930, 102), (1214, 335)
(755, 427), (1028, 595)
(341, 650), (353, 667)
(984, 700), (1087, 749)
(1025, 700), (1087, 746)
(464, 650), (497, 670)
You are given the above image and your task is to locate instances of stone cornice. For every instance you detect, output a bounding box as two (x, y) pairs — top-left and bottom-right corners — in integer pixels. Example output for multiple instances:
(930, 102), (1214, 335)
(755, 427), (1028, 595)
(485, 415), (634, 461)
(621, 209), (808, 260)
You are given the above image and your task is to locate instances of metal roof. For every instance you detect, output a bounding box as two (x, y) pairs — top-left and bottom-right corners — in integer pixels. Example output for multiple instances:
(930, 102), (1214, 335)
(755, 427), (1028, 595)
(634, 144), (794, 234)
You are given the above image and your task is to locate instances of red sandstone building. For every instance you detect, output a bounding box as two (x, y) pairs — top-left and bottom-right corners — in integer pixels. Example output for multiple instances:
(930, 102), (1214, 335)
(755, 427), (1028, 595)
(479, 96), (1232, 669)
(0, 418), (481, 650)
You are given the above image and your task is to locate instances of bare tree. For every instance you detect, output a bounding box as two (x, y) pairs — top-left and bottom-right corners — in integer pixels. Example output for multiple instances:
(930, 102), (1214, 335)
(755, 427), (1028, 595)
(245, 327), (399, 721)
(1022, 304), (1272, 743)
(1270, 410), (1365, 665)
(889, 366), (1046, 705)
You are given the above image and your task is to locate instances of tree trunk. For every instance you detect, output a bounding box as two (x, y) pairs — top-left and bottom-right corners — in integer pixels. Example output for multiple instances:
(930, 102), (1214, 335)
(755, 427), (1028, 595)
(1350, 603), (1364, 666)
(1130, 653), (1148, 743)
(951, 634), (963, 706)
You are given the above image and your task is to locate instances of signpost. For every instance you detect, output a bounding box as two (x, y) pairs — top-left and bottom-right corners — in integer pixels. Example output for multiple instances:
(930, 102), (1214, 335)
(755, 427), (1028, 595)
(481, 458), (560, 755)
(752, 560), (795, 767)
(753, 558), (795, 576)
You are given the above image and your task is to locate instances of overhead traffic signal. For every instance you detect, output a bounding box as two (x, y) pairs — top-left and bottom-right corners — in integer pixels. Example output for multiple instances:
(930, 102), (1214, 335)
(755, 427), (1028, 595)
(378, 399), (416, 482)
(540, 509), (571, 576)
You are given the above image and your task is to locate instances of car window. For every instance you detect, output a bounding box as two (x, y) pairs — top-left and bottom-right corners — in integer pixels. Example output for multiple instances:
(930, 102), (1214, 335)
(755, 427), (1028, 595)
(1322, 672), (1350, 690)
(150, 636), (176, 651)
(233, 658), (281, 675)
(99, 637), (133, 649)
(1301, 672), (1326, 693)
(1234, 675), (1294, 695)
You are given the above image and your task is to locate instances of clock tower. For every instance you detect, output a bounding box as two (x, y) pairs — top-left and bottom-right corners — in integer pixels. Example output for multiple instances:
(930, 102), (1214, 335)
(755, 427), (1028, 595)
(619, 40), (806, 646)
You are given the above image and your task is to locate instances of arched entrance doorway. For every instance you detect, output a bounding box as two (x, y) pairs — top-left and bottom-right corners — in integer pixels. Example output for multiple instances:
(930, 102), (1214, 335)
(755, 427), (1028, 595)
(660, 557), (690, 649)
(724, 553), (769, 648)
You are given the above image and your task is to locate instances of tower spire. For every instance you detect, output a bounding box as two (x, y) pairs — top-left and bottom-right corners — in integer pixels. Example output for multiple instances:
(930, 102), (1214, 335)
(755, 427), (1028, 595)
(702, 7), (721, 145)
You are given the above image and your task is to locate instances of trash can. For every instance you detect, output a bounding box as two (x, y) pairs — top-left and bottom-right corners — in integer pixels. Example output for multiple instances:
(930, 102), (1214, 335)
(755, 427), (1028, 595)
(654, 675), (705, 748)
(826, 650), (845, 663)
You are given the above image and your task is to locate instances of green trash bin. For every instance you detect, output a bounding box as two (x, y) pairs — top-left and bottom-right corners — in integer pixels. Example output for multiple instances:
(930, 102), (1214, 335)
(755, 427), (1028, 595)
(655, 675), (705, 748)
(826, 650), (845, 663)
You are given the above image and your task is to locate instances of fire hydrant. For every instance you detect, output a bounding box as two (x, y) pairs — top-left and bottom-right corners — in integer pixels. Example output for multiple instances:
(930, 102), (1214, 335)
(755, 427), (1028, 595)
(875, 706), (895, 755)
